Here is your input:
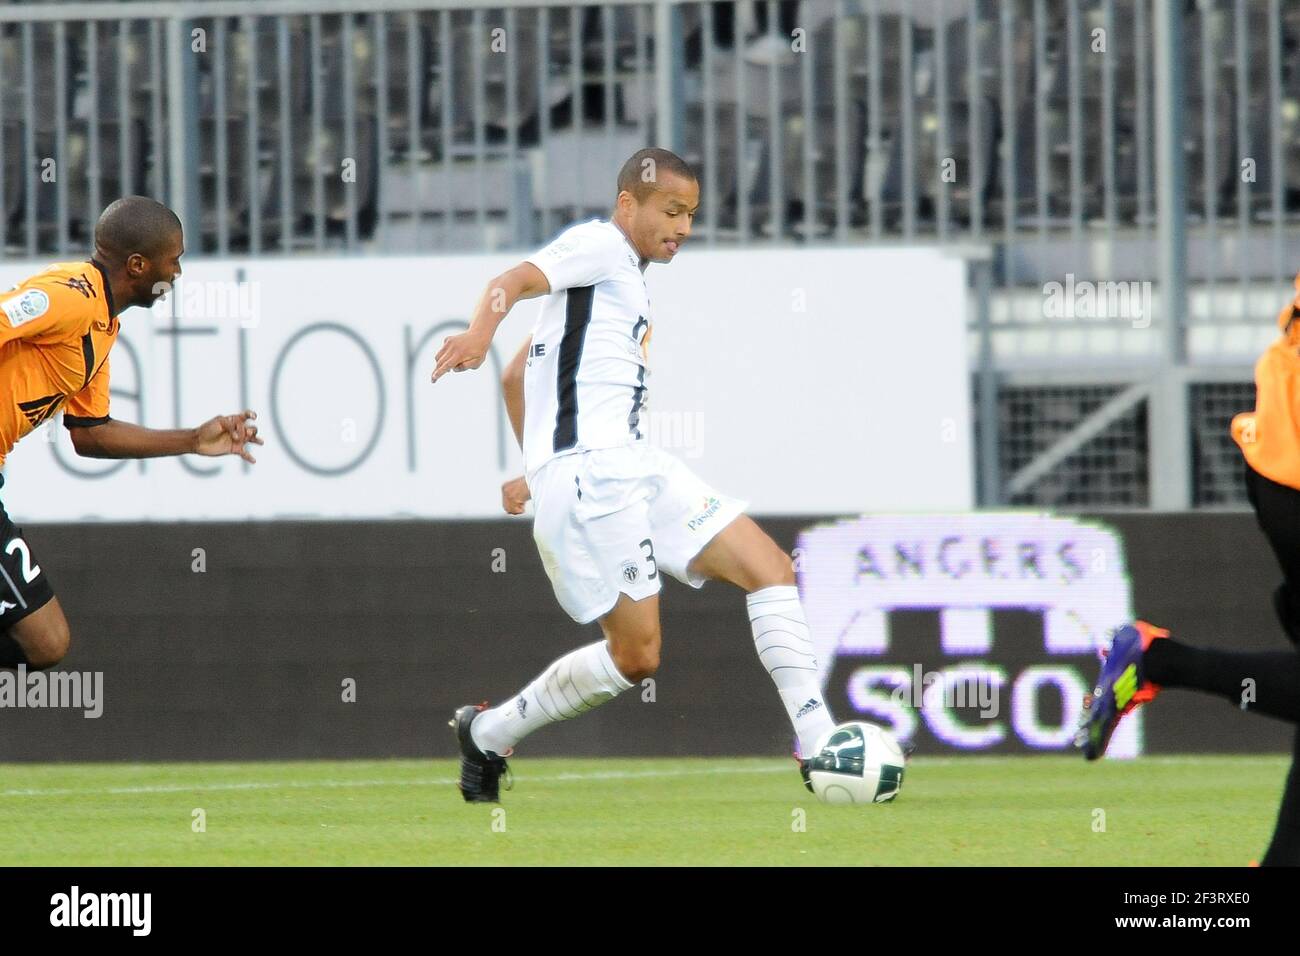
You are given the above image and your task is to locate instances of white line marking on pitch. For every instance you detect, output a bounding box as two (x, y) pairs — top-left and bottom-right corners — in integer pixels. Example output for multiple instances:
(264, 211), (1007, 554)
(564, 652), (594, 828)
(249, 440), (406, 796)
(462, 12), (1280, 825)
(0, 764), (792, 798)
(0, 754), (1278, 799)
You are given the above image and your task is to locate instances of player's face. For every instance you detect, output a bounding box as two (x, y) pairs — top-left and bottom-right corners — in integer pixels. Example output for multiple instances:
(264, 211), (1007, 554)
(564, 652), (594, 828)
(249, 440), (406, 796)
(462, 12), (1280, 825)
(140, 231), (185, 306)
(633, 173), (699, 263)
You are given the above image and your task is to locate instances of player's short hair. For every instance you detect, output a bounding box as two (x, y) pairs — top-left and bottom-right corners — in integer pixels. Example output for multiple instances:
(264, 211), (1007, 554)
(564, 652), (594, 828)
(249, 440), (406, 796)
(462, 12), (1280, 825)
(616, 148), (697, 202)
(93, 196), (182, 262)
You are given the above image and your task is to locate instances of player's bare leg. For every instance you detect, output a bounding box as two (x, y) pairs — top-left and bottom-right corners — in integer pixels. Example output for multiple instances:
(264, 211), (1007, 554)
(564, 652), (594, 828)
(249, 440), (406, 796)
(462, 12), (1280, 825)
(0, 597), (70, 670)
(597, 592), (661, 682)
(689, 516), (836, 772)
(688, 515), (795, 591)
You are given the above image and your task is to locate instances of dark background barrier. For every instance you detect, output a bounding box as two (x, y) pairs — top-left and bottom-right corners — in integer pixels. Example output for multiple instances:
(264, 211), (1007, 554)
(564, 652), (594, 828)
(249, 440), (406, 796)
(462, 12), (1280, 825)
(0, 513), (1294, 761)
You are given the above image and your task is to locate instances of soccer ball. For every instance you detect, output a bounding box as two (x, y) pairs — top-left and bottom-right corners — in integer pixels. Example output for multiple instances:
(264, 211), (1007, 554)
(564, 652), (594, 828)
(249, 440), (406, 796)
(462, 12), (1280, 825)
(805, 722), (907, 805)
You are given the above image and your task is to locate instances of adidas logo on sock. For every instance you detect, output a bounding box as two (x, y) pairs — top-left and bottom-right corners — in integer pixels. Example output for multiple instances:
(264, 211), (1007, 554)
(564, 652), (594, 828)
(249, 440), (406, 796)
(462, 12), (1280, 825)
(795, 698), (822, 718)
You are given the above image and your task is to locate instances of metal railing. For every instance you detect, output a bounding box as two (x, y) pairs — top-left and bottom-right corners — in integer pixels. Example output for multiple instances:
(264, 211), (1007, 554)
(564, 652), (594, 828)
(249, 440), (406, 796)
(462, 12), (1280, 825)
(1, 0), (1295, 265)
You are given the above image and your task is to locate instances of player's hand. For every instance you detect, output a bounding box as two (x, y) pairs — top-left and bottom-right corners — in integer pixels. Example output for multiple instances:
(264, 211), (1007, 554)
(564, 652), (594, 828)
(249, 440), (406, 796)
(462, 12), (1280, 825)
(432, 328), (492, 383)
(501, 475), (531, 515)
(194, 409), (263, 463)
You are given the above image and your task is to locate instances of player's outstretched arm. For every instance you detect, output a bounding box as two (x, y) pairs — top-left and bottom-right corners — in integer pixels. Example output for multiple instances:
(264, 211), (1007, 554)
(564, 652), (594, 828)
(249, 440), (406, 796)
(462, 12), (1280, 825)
(499, 337), (532, 515)
(431, 261), (549, 383)
(68, 410), (263, 463)
(501, 336), (530, 448)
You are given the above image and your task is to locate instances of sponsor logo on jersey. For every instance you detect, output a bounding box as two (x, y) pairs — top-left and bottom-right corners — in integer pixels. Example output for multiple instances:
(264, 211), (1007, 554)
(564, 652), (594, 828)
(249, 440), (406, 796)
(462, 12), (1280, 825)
(1, 289), (50, 327)
(60, 274), (96, 299)
(687, 495), (721, 531)
(621, 560), (639, 584)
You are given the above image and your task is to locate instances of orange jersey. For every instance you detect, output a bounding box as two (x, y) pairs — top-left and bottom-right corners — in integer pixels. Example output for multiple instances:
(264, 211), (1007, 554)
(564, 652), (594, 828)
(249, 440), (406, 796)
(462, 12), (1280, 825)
(1232, 273), (1300, 489)
(0, 260), (118, 467)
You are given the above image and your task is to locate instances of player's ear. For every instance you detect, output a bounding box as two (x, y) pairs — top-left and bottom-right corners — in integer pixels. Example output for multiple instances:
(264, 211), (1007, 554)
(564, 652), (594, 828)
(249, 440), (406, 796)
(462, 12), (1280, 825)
(125, 252), (148, 278)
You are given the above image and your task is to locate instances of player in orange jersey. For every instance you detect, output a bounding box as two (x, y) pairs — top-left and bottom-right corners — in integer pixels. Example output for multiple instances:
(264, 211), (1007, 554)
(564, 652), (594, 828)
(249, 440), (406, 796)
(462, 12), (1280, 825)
(1079, 274), (1300, 866)
(0, 196), (262, 671)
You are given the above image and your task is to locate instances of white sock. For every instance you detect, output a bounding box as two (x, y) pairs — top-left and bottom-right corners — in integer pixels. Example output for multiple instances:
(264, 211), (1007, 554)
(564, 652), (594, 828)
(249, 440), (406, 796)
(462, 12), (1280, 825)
(746, 585), (836, 758)
(471, 640), (634, 755)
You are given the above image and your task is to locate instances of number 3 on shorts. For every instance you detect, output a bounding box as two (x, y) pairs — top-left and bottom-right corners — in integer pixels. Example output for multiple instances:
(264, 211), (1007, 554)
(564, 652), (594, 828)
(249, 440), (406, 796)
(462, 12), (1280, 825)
(639, 538), (658, 580)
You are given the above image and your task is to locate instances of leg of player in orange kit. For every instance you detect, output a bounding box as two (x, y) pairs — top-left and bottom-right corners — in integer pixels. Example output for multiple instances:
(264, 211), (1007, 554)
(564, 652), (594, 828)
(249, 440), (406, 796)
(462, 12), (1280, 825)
(1080, 462), (1300, 865)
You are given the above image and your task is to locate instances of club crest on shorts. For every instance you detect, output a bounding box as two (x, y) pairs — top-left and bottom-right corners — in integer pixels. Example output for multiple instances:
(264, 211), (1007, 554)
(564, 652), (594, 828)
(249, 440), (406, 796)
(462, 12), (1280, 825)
(621, 560), (639, 583)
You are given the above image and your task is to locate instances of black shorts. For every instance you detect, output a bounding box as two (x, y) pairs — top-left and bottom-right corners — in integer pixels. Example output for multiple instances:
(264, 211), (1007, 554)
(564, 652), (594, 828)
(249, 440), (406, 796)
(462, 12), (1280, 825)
(1244, 461), (1300, 643)
(0, 476), (56, 628)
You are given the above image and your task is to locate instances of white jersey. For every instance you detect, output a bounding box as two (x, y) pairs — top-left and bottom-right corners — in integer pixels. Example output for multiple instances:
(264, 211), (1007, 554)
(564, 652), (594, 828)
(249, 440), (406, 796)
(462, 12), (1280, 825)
(521, 218), (653, 477)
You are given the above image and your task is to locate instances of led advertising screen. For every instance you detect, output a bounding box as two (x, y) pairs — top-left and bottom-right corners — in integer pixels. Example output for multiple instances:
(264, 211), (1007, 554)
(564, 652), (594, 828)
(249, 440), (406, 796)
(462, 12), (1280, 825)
(798, 513), (1139, 756)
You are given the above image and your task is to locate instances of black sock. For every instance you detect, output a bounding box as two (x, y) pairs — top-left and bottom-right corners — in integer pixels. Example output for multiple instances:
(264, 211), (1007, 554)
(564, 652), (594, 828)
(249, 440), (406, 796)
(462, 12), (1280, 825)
(1262, 728), (1300, 866)
(0, 631), (30, 668)
(1143, 640), (1300, 724)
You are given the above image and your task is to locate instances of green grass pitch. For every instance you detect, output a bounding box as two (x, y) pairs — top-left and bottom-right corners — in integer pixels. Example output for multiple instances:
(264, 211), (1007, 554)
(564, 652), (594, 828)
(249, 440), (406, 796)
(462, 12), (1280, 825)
(0, 755), (1286, 866)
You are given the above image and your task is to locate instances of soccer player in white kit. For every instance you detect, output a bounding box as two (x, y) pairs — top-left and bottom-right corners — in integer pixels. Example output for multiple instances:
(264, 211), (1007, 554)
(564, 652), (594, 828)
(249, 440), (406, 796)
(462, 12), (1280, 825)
(432, 148), (836, 802)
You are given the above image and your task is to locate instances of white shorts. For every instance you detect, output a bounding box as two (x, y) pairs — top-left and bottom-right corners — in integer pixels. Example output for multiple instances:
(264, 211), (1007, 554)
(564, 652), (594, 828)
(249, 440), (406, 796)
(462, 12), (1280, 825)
(528, 443), (747, 624)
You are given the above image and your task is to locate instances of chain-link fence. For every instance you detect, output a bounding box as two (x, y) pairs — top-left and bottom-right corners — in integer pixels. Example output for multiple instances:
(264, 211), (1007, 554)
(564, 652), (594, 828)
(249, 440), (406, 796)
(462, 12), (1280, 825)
(994, 383), (1149, 507)
(1191, 380), (1256, 506)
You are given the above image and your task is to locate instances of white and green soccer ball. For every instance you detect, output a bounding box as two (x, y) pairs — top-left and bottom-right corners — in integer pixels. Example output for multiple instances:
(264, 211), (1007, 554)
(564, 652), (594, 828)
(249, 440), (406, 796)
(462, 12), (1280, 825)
(805, 722), (907, 805)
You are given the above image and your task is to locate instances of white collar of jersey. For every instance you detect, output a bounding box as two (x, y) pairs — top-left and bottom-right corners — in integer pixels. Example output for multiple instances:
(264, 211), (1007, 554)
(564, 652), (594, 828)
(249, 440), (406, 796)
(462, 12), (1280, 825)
(606, 218), (649, 273)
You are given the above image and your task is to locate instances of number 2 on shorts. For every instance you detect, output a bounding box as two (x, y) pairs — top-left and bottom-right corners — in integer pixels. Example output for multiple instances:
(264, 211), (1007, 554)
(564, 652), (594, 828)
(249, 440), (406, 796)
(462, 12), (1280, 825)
(5, 537), (41, 582)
